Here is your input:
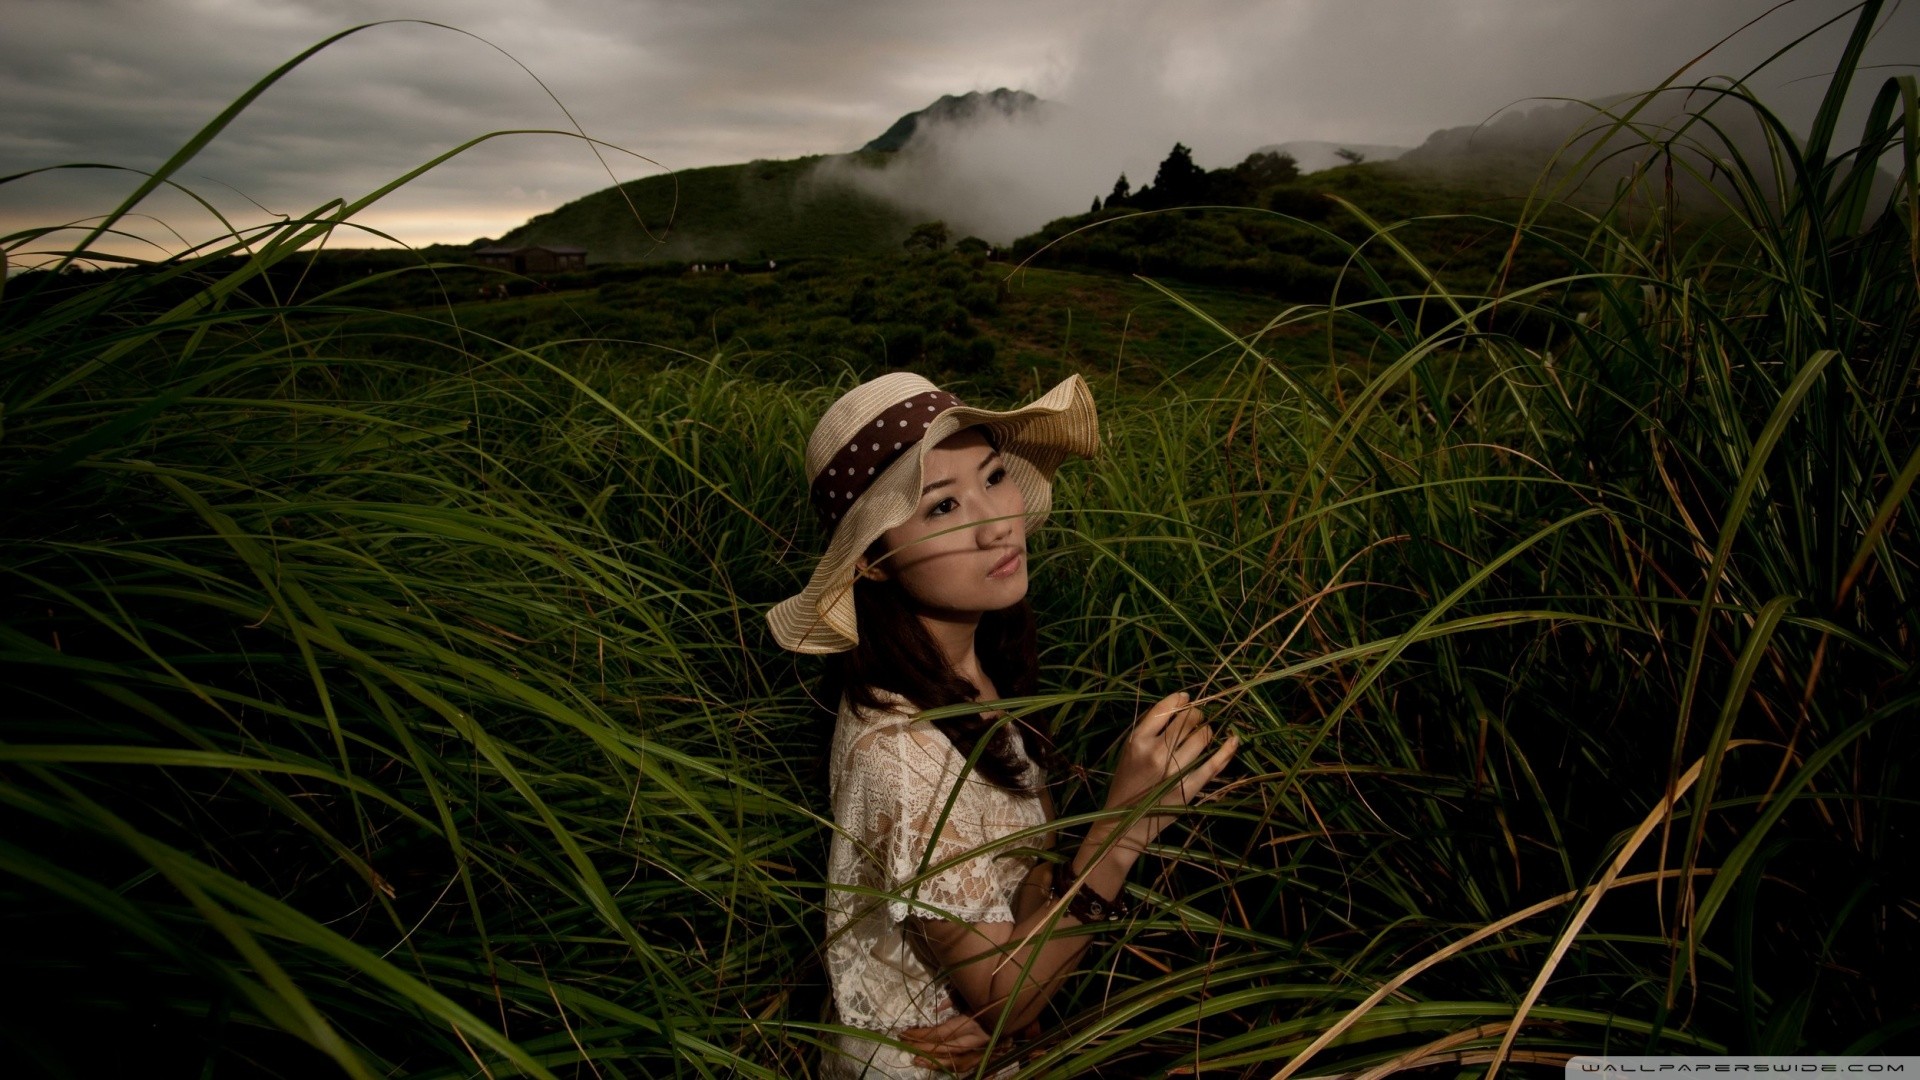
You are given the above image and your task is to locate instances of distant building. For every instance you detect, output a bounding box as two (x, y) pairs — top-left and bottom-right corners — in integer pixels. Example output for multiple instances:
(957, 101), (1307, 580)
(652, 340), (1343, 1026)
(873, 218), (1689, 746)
(474, 245), (587, 273)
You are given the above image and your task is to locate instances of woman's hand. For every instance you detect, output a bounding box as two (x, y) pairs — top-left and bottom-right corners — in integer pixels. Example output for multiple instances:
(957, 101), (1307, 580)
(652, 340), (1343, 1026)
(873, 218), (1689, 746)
(901, 1013), (989, 1072)
(1101, 690), (1238, 852)
(902, 1013), (1043, 1072)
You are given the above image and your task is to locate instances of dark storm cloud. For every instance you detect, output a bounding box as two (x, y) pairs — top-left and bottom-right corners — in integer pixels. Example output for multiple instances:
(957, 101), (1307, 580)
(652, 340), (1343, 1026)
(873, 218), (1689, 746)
(3, 0), (1914, 260)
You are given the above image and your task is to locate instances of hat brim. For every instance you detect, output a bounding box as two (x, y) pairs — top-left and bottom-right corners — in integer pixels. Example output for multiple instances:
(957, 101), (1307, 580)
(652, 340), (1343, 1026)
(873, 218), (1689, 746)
(767, 372), (1100, 654)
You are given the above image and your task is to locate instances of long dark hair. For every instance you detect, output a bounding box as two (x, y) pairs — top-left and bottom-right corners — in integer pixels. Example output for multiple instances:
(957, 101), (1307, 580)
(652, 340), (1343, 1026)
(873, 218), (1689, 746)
(820, 571), (1061, 795)
(816, 465), (1067, 798)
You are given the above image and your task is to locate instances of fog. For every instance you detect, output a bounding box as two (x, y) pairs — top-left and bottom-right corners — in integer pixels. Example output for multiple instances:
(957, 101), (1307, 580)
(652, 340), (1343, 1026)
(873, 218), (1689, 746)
(804, 0), (1919, 244)
(809, 101), (1143, 245)
(808, 11), (1274, 243)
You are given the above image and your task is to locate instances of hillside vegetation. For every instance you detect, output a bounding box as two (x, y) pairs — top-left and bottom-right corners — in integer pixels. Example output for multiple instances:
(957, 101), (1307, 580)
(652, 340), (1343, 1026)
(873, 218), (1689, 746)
(1017, 160), (1596, 301)
(12, 246), (1350, 398)
(496, 153), (915, 262)
(3, 4), (1916, 1076)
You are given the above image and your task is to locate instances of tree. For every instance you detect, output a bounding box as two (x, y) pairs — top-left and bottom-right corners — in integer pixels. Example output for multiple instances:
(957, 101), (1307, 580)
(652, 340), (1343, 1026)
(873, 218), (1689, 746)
(1209, 150), (1301, 205)
(1090, 196), (1102, 213)
(1334, 147), (1367, 165)
(1148, 142), (1206, 206)
(1234, 150), (1299, 189)
(903, 220), (950, 253)
(1108, 173), (1131, 205)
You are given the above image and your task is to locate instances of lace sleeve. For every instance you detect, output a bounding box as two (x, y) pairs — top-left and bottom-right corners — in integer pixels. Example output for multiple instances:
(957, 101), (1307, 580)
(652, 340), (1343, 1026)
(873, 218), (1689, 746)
(844, 721), (1025, 927)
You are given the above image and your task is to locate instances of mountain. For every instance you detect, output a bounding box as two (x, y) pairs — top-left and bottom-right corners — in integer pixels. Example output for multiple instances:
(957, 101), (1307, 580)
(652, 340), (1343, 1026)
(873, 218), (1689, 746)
(1256, 141), (1411, 174)
(1386, 90), (1849, 209)
(860, 89), (1043, 152)
(487, 86), (1861, 267)
(488, 90), (1048, 262)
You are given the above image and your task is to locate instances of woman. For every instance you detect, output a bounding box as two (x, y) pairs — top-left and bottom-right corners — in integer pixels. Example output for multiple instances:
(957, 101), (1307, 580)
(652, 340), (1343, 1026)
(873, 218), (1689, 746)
(768, 371), (1239, 1078)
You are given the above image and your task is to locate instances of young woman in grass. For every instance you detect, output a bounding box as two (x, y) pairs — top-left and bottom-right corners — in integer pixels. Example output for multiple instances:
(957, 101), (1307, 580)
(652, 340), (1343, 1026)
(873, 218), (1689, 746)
(769, 371), (1240, 1078)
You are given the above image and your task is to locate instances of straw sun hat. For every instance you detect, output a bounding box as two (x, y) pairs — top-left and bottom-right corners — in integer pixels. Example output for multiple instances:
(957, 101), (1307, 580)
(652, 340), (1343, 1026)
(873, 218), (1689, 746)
(767, 371), (1100, 654)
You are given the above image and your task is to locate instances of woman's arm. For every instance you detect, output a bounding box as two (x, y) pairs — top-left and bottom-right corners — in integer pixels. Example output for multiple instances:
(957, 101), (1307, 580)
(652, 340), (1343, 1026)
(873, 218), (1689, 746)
(909, 689), (1237, 1038)
(895, 853), (1067, 1069)
(907, 819), (1139, 1036)
(1008, 856), (1054, 923)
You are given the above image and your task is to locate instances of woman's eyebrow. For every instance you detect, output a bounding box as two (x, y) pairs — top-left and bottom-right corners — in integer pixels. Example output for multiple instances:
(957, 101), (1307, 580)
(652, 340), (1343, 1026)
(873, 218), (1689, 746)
(919, 450), (1001, 496)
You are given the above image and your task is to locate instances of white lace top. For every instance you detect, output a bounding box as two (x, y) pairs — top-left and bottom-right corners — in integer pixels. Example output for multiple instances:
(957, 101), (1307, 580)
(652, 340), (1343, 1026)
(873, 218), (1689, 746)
(822, 687), (1050, 1079)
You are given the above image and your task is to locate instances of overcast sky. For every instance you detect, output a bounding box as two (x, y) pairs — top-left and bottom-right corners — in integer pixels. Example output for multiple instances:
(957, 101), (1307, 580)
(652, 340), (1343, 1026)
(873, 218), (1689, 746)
(3, 0), (1914, 263)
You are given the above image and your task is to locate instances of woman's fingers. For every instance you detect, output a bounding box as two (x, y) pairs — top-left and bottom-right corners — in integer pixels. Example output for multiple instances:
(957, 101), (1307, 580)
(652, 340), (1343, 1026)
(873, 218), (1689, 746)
(913, 1049), (985, 1070)
(1166, 702), (1207, 748)
(901, 1016), (988, 1050)
(1172, 718), (1214, 757)
(1135, 693), (1213, 763)
(1139, 711), (1202, 770)
(904, 1014), (988, 1071)
(904, 1032), (985, 1051)
(1195, 733), (1240, 786)
(1170, 730), (1239, 804)
(1136, 690), (1190, 738)
(1167, 698), (1202, 729)
(1154, 720), (1213, 785)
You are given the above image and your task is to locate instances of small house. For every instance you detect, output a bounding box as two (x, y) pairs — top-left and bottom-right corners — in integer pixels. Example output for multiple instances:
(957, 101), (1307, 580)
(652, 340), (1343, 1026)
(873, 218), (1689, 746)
(474, 245), (588, 273)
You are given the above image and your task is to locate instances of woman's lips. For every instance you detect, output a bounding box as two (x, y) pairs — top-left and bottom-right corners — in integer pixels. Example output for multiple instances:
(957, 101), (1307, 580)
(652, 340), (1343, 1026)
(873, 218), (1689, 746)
(988, 550), (1023, 578)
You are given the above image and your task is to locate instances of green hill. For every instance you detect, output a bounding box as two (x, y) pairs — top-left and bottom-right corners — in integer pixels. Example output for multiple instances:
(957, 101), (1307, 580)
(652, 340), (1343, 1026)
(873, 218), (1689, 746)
(494, 153), (916, 263)
(491, 90), (1048, 265)
(1010, 159), (1600, 304)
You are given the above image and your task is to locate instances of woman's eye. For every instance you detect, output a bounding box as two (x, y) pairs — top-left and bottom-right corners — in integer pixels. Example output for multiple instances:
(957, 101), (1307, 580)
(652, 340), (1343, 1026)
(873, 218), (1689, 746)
(927, 470), (1004, 517)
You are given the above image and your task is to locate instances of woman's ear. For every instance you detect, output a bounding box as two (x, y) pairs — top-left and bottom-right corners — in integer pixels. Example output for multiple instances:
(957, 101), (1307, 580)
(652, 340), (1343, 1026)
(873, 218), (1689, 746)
(854, 554), (887, 582)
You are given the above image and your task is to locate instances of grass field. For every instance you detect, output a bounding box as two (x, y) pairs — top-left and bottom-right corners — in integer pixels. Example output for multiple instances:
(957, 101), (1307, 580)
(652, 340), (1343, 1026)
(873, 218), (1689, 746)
(57, 247), (1372, 398)
(386, 261), (1363, 395)
(2, 4), (1915, 1077)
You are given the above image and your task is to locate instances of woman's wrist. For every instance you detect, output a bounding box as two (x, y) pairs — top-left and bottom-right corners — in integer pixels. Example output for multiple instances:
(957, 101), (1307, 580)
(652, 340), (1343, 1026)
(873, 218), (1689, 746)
(1048, 862), (1133, 922)
(1069, 820), (1141, 882)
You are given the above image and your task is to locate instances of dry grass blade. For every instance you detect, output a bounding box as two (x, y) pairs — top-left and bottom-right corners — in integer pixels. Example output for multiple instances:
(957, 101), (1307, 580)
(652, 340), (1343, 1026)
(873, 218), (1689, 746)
(1271, 751), (1720, 1080)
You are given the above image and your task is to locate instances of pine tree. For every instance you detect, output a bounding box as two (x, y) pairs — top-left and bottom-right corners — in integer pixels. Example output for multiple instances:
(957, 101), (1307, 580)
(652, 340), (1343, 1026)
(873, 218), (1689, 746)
(1150, 143), (1205, 206)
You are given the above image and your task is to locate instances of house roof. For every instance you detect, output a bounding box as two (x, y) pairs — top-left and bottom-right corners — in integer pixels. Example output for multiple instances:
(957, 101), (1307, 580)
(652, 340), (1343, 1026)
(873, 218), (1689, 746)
(473, 244), (587, 255)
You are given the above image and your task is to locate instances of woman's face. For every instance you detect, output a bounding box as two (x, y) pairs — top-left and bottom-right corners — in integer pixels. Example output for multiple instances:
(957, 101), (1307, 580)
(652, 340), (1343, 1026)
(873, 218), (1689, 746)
(859, 427), (1028, 615)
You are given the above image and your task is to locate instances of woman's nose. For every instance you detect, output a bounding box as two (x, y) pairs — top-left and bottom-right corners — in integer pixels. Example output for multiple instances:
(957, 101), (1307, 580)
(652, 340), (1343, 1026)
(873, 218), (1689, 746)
(976, 501), (1014, 543)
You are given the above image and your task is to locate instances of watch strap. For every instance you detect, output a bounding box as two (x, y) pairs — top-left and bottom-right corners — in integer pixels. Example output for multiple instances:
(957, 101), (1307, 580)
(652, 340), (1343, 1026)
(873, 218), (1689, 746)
(1048, 869), (1130, 923)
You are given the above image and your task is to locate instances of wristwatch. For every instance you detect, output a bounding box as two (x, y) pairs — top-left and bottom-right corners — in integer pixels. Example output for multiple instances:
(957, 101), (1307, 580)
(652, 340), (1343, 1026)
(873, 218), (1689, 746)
(1047, 870), (1131, 923)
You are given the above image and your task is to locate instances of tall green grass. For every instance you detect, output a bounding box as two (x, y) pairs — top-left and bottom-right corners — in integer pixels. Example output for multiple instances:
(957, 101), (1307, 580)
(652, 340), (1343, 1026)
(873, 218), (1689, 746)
(3, 4), (1915, 1076)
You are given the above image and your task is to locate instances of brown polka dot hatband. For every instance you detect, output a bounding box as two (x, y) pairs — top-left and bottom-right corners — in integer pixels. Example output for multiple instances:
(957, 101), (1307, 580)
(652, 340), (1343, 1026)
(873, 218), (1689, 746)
(767, 371), (1101, 654)
(810, 389), (966, 530)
